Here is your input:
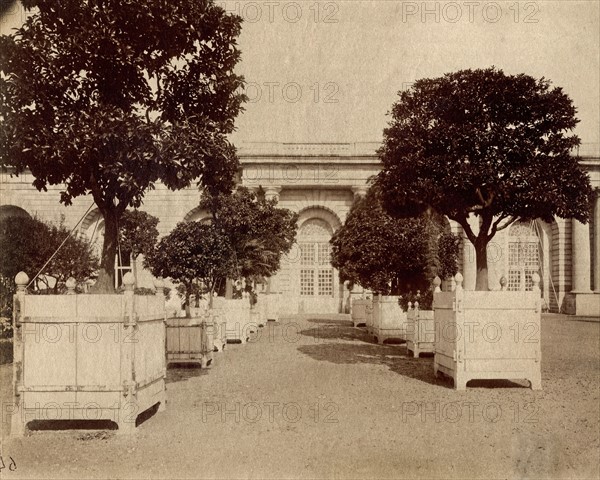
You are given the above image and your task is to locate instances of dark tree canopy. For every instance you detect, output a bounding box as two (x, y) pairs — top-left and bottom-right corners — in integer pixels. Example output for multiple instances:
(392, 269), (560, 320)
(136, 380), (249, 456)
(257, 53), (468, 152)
(119, 210), (159, 260)
(144, 222), (235, 315)
(376, 67), (593, 290)
(330, 187), (459, 300)
(0, 0), (246, 290)
(0, 214), (98, 288)
(200, 186), (299, 281)
(1, 214), (99, 332)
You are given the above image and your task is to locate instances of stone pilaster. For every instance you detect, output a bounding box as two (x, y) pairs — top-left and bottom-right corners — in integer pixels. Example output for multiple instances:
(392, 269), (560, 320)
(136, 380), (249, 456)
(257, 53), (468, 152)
(264, 186), (281, 202)
(565, 215), (598, 317)
(594, 193), (600, 292)
(571, 219), (592, 293)
(351, 185), (368, 200)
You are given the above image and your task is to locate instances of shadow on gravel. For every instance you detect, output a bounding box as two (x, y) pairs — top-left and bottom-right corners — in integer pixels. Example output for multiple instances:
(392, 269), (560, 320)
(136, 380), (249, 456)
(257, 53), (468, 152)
(300, 325), (372, 343)
(167, 364), (210, 384)
(26, 402), (162, 435)
(305, 317), (354, 327)
(27, 419), (118, 432)
(299, 324), (530, 389)
(298, 341), (446, 387)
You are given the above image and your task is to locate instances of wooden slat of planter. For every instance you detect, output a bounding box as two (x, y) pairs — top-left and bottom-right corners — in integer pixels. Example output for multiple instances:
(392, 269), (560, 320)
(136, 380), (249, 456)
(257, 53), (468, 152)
(137, 374), (166, 391)
(433, 308), (456, 358)
(12, 286), (167, 436)
(18, 384), (123, 392)
(462, 308), (540, 360)
(23, 329), (76, 386)
(22, 316), (127, 324)
(136, 315), (166, 323)
(21, 314), (164, 324)
(463, 291), (539, 310)
(168, 352), (204, 358)
(433, 292), (454, 309)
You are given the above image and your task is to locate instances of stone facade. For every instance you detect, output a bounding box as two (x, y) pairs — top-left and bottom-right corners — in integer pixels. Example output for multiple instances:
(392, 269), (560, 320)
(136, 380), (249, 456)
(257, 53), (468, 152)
(1, 142), (599, 315)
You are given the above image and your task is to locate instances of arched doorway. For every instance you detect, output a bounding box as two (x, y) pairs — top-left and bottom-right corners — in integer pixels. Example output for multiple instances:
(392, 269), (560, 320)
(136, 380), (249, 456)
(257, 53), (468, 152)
(184, 206), (212, 225)
(274, 206), (341, 314)
(298, 218), (334, 298)
(0, 205), (31, 221)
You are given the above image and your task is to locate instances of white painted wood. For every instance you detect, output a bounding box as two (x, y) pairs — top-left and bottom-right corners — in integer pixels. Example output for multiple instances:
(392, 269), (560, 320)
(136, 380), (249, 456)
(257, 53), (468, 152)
(433, 273), (542, 390)
(406, 308), (435, 357)
(372, 296), (406, 344)
(11, 273), (167, 436)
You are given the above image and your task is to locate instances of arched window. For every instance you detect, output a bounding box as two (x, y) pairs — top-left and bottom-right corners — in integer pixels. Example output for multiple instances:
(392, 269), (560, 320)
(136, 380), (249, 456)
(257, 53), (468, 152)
(298, 218), (334, 297)
(508, 222), (541, 291)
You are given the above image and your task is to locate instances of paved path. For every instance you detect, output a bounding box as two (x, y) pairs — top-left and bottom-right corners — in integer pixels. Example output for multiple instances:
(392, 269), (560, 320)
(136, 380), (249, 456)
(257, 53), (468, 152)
(1, 314), (599, 479)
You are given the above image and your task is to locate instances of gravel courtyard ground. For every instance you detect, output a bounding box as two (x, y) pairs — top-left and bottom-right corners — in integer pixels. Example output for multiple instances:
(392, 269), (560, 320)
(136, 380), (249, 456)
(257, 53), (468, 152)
(0, 313), (598, 479)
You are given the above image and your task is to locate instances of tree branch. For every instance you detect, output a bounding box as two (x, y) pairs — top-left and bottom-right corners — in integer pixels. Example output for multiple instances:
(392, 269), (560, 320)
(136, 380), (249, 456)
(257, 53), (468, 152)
(450, 214), (477, 244)
(487, 214), (519, 240)
(475, 187), (495, 208)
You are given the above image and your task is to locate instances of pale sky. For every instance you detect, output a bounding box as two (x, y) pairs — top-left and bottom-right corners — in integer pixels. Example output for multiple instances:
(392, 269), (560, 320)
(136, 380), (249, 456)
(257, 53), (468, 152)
(2, 1), (598, 146)
(226, 0), (600, 145)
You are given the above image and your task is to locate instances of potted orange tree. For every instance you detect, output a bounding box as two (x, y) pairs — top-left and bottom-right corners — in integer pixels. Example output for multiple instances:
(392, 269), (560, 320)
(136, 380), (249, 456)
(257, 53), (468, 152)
(377, 68), (593, 389)
(331, 186), (458, 344)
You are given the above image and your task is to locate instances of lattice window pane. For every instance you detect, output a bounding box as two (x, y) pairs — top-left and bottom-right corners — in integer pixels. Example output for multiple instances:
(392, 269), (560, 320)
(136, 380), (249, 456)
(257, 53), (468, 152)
(300, 269), (314, 296)
(524, 270), (538, 291)
(318, 269), (333, 296)
(510, 223), (536, 237)
(508, 227), (540, 292)
(524, 244), (539, 268)
(299, 219), (332, 237)
(508, 243), (519, 266)
(318, 242), (331, 265)
(300, 243), (315, 266)
(508, 269), (521, 291)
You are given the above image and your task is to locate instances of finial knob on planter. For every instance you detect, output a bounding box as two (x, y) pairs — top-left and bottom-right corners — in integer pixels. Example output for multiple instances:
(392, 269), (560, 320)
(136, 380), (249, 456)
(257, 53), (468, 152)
(153, 277), (164, 294)
(15, 272), (29, 292)
(455, 273), (464, 291)
(66, 277), (77, 295)
(414, 301), (419, 311)
(532, 272), (541, 291)
(123, 272), (135, 291)
(408, 301), (412, 310)
(499, 275), (507, 291)
(433, 276), (442, 293)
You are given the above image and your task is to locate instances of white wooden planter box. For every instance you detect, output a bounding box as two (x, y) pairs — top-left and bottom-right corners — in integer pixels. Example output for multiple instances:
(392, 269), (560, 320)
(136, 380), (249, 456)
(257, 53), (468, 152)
(214, 297), (253, 344)
(11, 273), (166, 436)
(166, 314), (213, 367)
(433, 273), (542, 390)
(406, 306), (435, 357)
(372, 295), (406, 344)
(253, 295), (267, 327)
(264, 292), (282, 322)
(351, 299), (370, 327)
(207, 307), (227, 352)
(365, 300), (374, 334)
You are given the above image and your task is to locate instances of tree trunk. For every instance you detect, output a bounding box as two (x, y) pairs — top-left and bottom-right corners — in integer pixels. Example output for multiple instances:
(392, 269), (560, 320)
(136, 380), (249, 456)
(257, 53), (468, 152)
(184, 284), (192, 318)
(208, 283), (214, 309)
(131, 253), (138, 288)
(92, 208), (118, 293)
(474, 236), (489, 291)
